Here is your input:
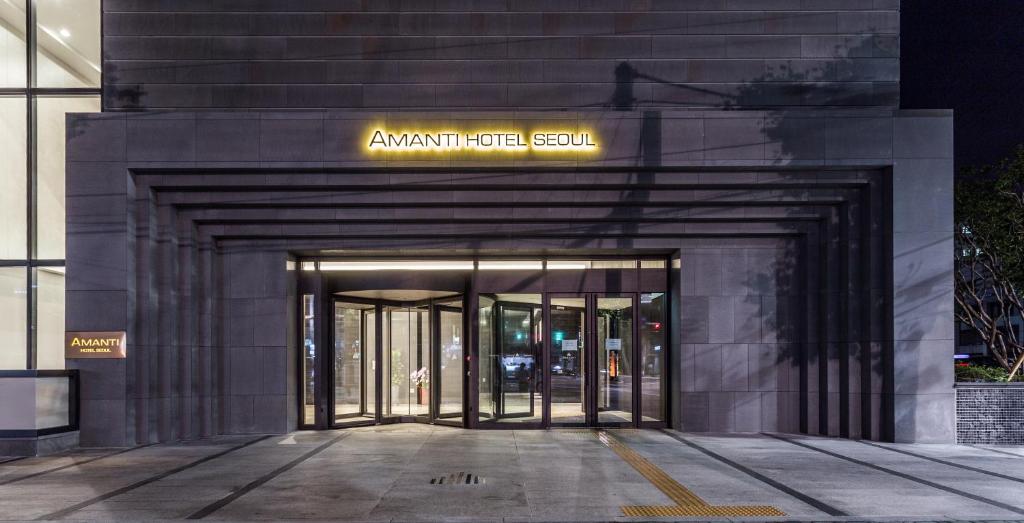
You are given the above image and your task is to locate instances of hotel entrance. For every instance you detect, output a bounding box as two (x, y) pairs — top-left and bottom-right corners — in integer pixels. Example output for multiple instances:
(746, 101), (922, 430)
(298, 258), (670, 431)
(328, 293), (465, 428)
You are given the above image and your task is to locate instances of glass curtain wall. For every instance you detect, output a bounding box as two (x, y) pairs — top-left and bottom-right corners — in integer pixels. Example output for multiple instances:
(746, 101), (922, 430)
(0, 0), (100, 370)
(478, 294), (542, 424)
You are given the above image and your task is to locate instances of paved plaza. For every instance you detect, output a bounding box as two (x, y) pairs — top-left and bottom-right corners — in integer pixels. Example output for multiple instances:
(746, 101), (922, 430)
(1, 425), (1023, 522)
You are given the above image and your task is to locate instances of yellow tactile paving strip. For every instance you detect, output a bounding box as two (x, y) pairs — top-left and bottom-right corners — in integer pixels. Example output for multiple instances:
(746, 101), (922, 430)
(594, 430), (785, 518)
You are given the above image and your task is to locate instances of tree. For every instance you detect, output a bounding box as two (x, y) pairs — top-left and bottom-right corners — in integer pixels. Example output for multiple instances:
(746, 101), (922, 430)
(955, 146), (1024, 379)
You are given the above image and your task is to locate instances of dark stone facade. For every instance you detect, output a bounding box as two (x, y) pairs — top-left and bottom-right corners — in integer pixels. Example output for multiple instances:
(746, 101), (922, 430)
(65, 108), (954, 446)
(102, 1), (900, 110)
(64, 1), (956, 446)
(956, 384), (1024, 445)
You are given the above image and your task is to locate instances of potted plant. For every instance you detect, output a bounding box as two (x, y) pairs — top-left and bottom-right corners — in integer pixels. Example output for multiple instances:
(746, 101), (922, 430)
(412, 367), (430, 405)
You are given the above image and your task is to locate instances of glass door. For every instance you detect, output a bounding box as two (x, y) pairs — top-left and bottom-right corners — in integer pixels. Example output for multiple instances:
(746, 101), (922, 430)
(331, 300), (377, 427)
(544, 294), (637, 427)
(596, 296), (634, 426)
(477, 294), (544, 425)
(494, 303), (537, 419)
(384, 304), (431, 419)
(549, 296), (587, 426)
(433, 300), (464, 424)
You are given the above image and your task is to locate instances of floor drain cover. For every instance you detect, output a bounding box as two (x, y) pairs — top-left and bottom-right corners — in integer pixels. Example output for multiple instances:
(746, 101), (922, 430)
(430, 472), (484, 485)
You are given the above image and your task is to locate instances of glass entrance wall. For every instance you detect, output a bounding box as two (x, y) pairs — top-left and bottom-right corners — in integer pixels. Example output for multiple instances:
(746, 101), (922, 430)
(303, 257), (670, 430)
(436, 301), (463, 420)
(550, 297), (586, 425)
(364, 309), (377, 417)
(333, 302), (374, 422)
(477, 295), (495, 422)
(302, 294), (316, 426)
(596, 297), (634, 424)
(478, 294), (543, 424)
(385, 305), (431, 418)
(640, 293), (667, 422)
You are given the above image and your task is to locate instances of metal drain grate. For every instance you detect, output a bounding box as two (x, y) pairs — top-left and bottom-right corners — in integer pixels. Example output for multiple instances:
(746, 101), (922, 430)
(430, 472), (485, 485)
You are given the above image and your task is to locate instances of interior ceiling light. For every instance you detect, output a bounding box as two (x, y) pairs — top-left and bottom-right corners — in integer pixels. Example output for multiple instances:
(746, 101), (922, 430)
(58, 27), (71, 38)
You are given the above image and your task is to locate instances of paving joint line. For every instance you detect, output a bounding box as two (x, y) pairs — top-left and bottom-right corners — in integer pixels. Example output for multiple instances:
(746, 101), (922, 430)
(660, 429), (848, 517)
(35, 435), (272, 521)
(858, 440), (1024, 484)
(0, 443), (159, 487)
(968, 444), (1024, 459)
(186, 431), (350, 520)
(762, 432), (1024, 517)
(362, 427), (435, 518)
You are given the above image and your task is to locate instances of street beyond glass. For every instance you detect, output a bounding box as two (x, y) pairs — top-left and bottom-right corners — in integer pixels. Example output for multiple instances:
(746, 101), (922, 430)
(1, 425), (1023, 522)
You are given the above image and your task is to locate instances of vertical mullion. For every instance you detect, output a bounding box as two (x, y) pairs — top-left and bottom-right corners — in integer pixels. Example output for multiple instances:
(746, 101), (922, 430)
(25, 0), (38, 369)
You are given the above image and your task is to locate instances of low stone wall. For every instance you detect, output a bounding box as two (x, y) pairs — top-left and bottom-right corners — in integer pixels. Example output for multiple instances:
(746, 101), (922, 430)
(955, 383), (1024, 445)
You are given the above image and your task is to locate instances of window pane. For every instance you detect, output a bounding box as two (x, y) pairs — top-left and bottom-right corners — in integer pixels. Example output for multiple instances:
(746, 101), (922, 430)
(35, 0), (100, 88)
(37, 95), (101, 259)
(0, 96), (27, 259)
(0, 267), (27, 370)
(302, 294), (316, 426)
(597, 296), (633, 424)
(478, 294), (542, 424)
(0, 0), (27, 87)
(640, 293), (667, 422)
(36, 267), (64, 369)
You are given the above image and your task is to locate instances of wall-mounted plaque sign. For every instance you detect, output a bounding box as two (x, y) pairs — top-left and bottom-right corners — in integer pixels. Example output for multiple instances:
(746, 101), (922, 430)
(65, 331), (127, 359)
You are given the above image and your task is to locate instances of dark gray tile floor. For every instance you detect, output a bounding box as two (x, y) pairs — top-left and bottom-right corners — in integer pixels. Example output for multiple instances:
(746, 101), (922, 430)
(1, 425), (1023, 522)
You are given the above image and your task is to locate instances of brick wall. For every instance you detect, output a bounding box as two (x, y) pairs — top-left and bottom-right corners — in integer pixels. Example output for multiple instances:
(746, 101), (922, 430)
(102, 0), (901, 110)
(956, 384), (1024, 445)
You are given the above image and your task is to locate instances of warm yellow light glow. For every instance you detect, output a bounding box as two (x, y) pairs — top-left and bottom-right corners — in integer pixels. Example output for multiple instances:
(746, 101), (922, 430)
(478, 260), (543, 270)
(319, 261), (474, 271)
(546, 261), (590, 270)
(364, 127), (599, 154)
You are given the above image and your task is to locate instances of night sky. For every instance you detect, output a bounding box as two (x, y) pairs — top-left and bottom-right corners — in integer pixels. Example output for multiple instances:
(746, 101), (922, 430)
(902, 0), (1024, 171)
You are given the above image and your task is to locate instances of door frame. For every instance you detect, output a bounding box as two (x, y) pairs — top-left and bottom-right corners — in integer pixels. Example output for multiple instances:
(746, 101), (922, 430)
(492, 301), (539, 420)
(546, 293), (588, 427)
(431, 302), (465, 427)
(328, 295), (382, 429)
(324, 294), (466, 429)
(545, 292), (640, 428)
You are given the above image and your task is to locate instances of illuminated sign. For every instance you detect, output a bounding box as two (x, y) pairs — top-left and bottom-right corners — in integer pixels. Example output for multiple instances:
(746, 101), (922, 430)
(366, 128), (599, 154)
(65, 331), (126, 359)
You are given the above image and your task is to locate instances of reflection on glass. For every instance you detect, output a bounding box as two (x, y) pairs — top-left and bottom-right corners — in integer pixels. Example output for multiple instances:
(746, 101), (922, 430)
(364, 309), (376, 416)
(0, 0), (27, 87)
(478, 295), (495, 421)
(386, 306), (430, 417)
(479, 294), (542, 423)
(36, 96), (101, 259)
(334, 302), (371, 421)
(437, 303), (463, 419)
(640, 293), (667, 422)
(0, 268), (26, 369)
(302, 295), (315, 425)
(550, 297), (586, 424)
(35, 0), (101, 87)
(597, 296), (633, 424)
(36, 267), (64, 369)
(0, 96), (27, 259)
